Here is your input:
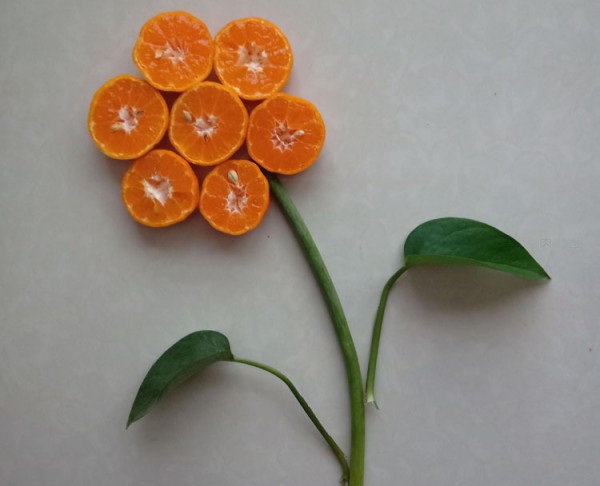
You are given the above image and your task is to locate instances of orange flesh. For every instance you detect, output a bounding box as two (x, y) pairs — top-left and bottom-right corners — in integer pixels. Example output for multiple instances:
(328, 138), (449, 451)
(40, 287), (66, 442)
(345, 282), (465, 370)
(122, 149), (199, 227)
(199, 160), (269, 235)
(169, 82), (248, 166)
(247, 93), (326, 174)
(133, 11), (213, 92)
(215, 17), (293, 100)
(88, 75), (168, 160)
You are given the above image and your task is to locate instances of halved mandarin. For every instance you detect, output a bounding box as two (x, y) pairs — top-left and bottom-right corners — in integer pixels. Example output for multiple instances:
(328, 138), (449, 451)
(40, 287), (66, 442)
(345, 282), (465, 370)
(169, 82), (248, 166)
(88, 75), (169, 160)
(214, 17), (293, 100)
(133, 11), (214, 92)
(121, 149), (199, 227)
(247, 93), (326, 175)
(199, 160), (270, 236)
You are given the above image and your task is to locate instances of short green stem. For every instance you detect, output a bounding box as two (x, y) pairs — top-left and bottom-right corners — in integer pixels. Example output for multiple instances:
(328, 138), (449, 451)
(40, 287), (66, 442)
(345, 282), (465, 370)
(365, 266), (408, 407)
(232, 357), (349, 482)
(267, 173), (365, 486)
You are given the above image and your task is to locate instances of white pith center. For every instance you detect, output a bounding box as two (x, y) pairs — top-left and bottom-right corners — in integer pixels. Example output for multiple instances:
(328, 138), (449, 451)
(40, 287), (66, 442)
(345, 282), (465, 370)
(142, 172), (173, 207)
(112, 106), (143, 134)
(225, 170), (248, 214)
(183, 111), (219, 139)
(155, 41), (187, 64)
(226, 189), (248, 214)
(272, 122), (305, 151)
(237, 42), (268, 74)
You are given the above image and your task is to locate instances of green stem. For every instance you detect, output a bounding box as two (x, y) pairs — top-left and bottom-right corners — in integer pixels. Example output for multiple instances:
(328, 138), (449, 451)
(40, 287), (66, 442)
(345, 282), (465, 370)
(365, 266), (408, 407)
(232, 357), (349, 482)
(267, 173), (365, 486)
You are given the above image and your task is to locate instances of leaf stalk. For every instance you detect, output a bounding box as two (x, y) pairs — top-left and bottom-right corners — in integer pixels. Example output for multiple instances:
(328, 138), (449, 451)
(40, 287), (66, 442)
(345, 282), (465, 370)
(365, 266), (408, 407)
(232, 357), (349, 482)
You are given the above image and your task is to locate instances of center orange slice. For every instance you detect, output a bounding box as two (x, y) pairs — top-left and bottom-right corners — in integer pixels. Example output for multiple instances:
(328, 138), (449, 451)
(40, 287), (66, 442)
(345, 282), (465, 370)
(169, 82), (248, 166)
(199, 160), (270, 235)
(214, 17), (293, 100)
(121, 149), (199, 227)
(133, 11), (214, 92)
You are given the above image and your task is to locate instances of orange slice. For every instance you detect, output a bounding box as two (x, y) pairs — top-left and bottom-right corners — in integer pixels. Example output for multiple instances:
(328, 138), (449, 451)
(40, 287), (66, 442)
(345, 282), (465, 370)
(199, 160), (270, 235)
(121, 149), (199, 227)
(214, 17), (293, 100)
(88, 75), (168, 160)
(169, 82), (248, 166)
(247, 93), (326, 175)
(133, 11), (214, 92)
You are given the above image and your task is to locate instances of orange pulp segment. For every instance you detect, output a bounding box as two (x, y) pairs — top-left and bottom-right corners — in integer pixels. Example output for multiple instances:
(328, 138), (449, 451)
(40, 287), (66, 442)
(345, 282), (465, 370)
(169, 82), (248, 166)
(199, 160), (270, 235)
(88, 75), (169, 160)
(122, 149), (199, 227)
(133, 11), (214, 92)
(214, 17), (293, 100)
(247, 93), (325, 175)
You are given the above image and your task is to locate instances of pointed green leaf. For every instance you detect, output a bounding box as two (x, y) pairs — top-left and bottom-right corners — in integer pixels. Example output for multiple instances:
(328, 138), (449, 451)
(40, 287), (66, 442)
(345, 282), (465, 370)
(127, 330), (233, 427)
(404, 217), (550, 280)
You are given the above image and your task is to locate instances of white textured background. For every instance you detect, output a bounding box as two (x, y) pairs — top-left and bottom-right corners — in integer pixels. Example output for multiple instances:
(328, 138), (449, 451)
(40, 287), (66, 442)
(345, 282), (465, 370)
(1, 1), (599, 485)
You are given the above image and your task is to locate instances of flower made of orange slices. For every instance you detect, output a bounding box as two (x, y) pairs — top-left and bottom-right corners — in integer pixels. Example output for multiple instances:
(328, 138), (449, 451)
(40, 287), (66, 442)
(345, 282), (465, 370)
(88, 12), (325, 235)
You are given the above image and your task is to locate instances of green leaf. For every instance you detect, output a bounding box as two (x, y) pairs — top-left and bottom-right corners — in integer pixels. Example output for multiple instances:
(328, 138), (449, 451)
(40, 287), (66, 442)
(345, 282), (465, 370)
(127, 330), (233, 427)
(404, 217), (550, 280)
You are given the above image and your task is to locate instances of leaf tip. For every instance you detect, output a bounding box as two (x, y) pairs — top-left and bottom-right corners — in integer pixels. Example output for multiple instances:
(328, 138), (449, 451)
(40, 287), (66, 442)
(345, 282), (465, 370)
(530, 264), (551, 280)
(126, 415), (135, 430)
(126, 407), (144, 429)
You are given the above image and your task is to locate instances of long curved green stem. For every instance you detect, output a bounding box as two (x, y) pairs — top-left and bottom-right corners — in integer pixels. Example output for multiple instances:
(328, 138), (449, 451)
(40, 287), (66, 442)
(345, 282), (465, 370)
(267, 173), (365, 486)
(232, 357), (349, 482)
(365, 266), (408, 407)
